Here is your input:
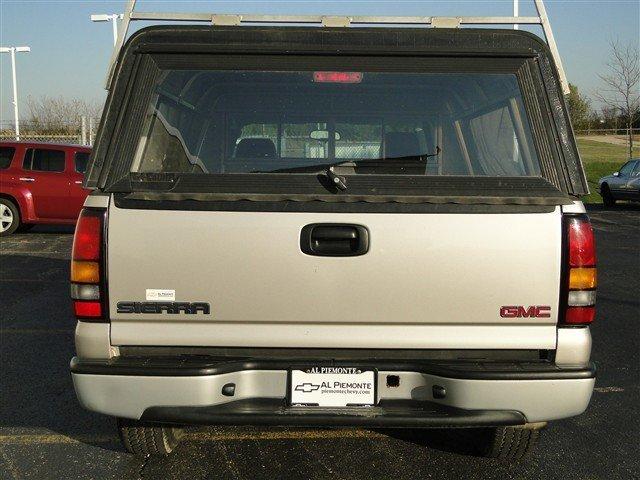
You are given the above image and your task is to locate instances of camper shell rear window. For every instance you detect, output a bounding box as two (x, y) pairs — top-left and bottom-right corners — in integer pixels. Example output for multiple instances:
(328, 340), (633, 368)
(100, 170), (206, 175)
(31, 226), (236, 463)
(87, 26), (587, 203)
(133, 70), (541, 179)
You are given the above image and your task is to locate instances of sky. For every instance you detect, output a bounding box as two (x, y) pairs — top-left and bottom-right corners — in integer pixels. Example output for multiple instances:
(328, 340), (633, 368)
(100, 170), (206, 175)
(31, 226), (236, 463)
(1, 0), (639, 124)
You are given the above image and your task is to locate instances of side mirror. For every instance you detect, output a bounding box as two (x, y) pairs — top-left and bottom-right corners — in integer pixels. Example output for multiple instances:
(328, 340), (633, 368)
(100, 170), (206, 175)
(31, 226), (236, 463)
(613, 172), (619, 177)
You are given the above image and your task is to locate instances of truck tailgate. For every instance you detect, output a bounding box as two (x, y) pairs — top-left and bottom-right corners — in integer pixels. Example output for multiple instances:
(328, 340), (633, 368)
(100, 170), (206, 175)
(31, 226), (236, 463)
(107, 200), (562, 349)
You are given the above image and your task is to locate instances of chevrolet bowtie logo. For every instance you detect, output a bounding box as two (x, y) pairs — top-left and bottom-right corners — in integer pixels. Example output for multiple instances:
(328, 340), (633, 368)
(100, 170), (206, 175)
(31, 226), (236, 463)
(294, 383), (320, 393)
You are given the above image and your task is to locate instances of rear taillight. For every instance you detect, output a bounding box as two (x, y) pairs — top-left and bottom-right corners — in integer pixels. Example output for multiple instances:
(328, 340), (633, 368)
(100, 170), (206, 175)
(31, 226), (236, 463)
(71, 208), (107, 321)
(562, 214), (596, 325)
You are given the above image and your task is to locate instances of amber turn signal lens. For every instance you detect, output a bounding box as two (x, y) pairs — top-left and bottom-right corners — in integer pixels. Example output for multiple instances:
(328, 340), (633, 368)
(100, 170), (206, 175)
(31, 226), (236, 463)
(568, 267), (597, 290)
(71, 261), (100, 284)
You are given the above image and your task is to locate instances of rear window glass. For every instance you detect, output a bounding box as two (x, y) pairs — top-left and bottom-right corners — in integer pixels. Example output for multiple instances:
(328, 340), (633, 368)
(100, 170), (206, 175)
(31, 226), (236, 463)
(0, 147), (15, 169)
(132, 71), (541, 178)
(23, 148), (66, 172)
(74, 151), (90, 174)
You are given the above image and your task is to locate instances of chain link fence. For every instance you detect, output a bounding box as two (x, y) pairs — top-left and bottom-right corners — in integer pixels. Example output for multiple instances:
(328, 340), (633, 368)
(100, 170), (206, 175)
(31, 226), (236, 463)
(3, 121), (636, 151)
(0, 116), (100, 146)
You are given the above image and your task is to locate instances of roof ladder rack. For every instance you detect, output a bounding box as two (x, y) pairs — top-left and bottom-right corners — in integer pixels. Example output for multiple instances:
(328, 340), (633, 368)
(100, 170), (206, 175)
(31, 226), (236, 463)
(105, 0), (569, 94)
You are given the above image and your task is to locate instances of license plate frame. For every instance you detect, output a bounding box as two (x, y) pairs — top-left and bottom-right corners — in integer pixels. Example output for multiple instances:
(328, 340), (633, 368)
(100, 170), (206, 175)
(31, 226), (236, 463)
(288, 366), (377, 407)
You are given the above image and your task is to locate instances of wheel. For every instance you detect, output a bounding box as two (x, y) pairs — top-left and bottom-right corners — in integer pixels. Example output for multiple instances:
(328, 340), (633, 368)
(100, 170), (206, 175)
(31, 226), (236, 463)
(601, 184), (616, 207)
(478, 425), (542, 460)
(117, 418), (184, 456)
(0, 198), (20, 236)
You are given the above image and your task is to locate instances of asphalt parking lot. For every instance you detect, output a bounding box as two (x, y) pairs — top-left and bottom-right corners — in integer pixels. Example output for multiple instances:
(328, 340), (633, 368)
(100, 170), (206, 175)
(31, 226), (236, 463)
(0, 206), (638, 480)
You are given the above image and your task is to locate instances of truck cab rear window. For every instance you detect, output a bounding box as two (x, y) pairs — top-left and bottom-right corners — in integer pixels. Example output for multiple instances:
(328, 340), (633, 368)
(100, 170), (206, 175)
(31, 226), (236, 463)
(132, 71), (541, 178)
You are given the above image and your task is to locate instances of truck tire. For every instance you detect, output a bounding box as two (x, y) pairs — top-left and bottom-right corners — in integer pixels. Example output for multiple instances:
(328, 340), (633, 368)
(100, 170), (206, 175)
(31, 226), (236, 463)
(0, 198), (20, 236)
(601, 184), (616, 207)
(479, 425), (542, 460)
(117, 418), (184, 456)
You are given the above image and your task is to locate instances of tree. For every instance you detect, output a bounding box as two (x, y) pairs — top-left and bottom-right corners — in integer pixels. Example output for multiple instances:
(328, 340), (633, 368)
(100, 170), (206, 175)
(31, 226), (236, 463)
(599, 106), (619, 131)
(566, 83), (592, 131)
(594, 40), (640, 158)
(26, 95), (102, 133)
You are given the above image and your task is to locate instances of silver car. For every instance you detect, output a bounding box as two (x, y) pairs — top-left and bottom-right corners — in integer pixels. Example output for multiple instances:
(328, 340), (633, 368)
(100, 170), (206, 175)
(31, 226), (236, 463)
(599, 159), (640, 206)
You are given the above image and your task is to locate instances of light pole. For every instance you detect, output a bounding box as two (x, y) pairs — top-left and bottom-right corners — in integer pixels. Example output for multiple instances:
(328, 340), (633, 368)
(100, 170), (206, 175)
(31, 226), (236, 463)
(0, 46), (30, 141)
(90, 14), (123, 46)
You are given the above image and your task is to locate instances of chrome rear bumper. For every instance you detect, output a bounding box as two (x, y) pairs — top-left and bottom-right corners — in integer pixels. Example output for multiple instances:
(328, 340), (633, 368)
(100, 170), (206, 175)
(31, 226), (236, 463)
(71, 357), (595, 425)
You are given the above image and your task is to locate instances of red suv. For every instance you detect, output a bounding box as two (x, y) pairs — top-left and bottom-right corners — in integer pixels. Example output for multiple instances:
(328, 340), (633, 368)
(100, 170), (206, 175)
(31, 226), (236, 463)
(0, 142), (91, 235)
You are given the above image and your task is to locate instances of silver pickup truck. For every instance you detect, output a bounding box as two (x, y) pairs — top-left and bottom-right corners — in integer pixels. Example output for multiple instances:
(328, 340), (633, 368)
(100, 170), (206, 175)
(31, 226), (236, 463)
(69, 25), (597, 459)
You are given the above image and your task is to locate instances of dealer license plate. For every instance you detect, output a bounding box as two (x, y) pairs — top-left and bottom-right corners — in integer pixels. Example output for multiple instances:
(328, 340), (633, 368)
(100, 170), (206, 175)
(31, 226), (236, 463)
(289, 366), (376, 407)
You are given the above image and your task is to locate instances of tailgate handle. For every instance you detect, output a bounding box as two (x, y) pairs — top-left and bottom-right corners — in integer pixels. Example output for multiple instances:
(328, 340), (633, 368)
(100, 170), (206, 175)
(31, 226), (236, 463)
(300, 224), (369, 257)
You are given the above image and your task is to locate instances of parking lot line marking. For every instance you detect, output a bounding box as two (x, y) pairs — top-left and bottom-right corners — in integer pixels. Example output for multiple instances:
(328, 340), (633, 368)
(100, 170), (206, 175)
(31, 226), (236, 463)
(593, 386), (625, 393)
(0, 430), (383, 446)
(0, 434), (114, 445)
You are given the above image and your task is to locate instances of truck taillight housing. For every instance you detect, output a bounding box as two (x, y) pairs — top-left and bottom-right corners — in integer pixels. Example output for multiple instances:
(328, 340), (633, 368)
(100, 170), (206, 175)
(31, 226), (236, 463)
(71, 208), (107, 321)
(562, 214), (596, 325)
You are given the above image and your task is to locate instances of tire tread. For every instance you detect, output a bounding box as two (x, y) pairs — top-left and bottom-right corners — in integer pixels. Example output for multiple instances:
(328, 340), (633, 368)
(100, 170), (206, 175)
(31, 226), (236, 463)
(483, 426), (540, 460)
(117, 418), (182, 456)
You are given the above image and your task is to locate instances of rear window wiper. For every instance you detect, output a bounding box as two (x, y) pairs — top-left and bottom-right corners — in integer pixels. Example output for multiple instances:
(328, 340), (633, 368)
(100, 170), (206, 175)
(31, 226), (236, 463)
(253, 163), (349, 189)
(252, 146), (442, 177)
